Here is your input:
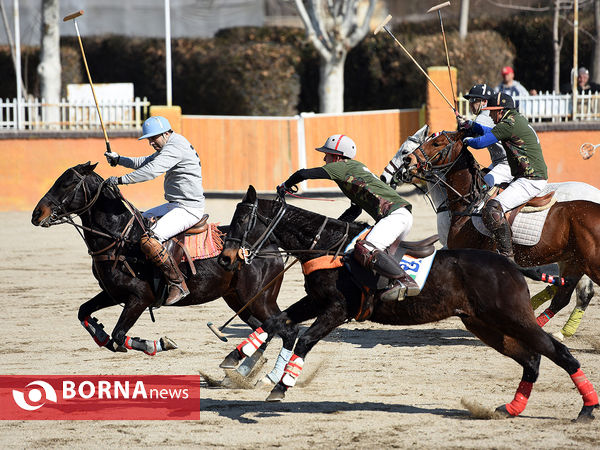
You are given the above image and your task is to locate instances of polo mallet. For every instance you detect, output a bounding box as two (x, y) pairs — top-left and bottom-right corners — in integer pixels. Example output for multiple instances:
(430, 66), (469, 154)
(579, 143), (598, 160)
(427, 2), (457, 109)
(63, 10), (111, 153)
(374, 14), (458, 116)
(207, 258), (299, 342)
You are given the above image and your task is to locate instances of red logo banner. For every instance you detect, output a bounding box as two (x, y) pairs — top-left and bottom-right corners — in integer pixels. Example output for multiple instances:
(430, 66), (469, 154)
(0, 375), (200, 420)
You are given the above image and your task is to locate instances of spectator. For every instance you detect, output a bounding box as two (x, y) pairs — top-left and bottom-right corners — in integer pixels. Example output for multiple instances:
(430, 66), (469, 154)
(576, 67), (600, 93)
(496, 66), (529, 98)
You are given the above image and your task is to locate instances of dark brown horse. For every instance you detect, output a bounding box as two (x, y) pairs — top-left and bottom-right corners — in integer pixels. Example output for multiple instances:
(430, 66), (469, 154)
(31, 162), (285, 359)
(396, 129), (600, 332)
(218, 186), (598, 421)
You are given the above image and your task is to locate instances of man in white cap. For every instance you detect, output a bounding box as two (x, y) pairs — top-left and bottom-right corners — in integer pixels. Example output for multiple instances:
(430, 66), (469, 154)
(576, 67), (600, 93)
(277, 134), (417, 301)
(104, 116), (205, 305)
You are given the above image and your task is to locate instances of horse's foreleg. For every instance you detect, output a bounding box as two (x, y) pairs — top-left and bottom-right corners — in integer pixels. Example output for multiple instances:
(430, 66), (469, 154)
(78, 291), (120, 351)
(530, 285), (557, 310)
(220, 320), (276, 369)
(553, 276), (594, 341)
(536, 282), (578, 327)
(266, 299), (347, 402)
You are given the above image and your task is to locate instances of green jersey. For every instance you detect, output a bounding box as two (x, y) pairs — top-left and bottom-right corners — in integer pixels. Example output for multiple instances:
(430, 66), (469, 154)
(322, 159), (411, 221)
(491, 109), (548, 180)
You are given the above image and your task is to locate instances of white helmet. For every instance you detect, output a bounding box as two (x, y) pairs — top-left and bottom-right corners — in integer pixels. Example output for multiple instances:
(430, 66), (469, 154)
(316, 134), (357, 159)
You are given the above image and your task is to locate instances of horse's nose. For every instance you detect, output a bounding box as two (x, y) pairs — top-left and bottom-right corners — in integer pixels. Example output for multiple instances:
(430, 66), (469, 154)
(218, 253), (231, 269)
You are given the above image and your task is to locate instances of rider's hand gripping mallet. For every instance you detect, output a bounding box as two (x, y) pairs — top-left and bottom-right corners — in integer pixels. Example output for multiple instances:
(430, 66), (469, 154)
(63, 10), (112, 153)
(374, 14), (458, 116)
(427, 2), (457, 109)
(207, 258), (299, 342)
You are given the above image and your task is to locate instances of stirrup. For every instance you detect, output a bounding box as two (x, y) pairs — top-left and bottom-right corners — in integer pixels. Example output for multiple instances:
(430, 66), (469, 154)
(164, 282), (189, 306)
(380, 283), (407, 302)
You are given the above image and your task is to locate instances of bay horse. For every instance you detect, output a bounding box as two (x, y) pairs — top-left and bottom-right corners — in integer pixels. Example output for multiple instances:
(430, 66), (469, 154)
(390, 128), (600, 337)
(31, 162), (285, 360)
(218, 185), (598, 422)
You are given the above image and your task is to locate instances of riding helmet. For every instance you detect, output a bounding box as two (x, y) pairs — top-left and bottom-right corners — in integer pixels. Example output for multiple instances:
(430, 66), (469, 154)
(139, 116), (172, 140)
(316, 134), (357, 159)
(483, 92), (516, 110)
(463, 84), (494, 100)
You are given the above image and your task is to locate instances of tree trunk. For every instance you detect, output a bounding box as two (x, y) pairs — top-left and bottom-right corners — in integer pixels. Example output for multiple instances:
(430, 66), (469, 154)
(459, 0), (469, 40)
(38, 0), (61, 129)
(553, 0), (561, 93)
(594, 0), (600, 84)
(319, 51), (346, 114)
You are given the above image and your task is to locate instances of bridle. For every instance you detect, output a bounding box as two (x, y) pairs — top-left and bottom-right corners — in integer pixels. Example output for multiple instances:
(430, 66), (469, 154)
(224, 197), (288, 264)
(42, 168), (145, 256)
(402, 131), (488, 214)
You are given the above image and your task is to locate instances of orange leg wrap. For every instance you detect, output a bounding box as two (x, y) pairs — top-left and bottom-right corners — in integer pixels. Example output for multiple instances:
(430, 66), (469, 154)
(536, 308), (555, 327)
(571, 368), (599, 406)
(504, 380), (533, 416)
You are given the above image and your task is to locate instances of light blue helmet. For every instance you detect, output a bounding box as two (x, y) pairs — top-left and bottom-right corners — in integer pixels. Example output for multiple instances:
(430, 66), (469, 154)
(138, 116), (172, 140)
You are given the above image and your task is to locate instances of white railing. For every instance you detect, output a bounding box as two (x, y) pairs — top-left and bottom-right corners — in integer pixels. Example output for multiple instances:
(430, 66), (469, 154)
(0, 97), (150, 130)
(457, 91), (600, 122)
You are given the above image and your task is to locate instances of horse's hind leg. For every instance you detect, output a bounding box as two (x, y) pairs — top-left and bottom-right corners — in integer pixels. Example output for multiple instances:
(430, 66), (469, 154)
(554, 275), (594, 341)
(461, 316), (542, 417)
(78, 291), (120, 351)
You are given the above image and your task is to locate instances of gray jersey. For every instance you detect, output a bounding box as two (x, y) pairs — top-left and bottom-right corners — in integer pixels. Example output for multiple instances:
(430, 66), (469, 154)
(119, 132), (205, 209)
(474, 111), (508, 166)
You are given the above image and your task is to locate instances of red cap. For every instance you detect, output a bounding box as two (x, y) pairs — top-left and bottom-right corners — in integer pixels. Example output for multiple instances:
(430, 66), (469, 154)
(501, 66), (514, 75)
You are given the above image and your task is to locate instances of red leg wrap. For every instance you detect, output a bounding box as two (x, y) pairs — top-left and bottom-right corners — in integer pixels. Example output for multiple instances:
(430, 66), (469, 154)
(236, 327), (266, 356)
(571, 368), (599, 406)
(504, 381), (533, 416)
(144, 340), (157, 356)
(536, 309), (555, 327)
(124, 336), (133, 350)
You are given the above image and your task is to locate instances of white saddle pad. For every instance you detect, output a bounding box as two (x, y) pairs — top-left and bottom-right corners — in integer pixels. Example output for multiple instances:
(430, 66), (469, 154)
(399, 251), (437, 290)
(472, 181), (600, 246)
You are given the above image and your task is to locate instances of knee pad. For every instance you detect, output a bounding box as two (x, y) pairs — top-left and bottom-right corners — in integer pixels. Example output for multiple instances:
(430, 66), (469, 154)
(482, 199), (505, 231)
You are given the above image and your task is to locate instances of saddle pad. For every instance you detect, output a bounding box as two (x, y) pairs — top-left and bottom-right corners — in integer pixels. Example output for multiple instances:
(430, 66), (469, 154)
(343, 226), (372, 253)
(302, 255), (344, 275)
(472, 207), (551, 246)
(182, 223), (224, 261)
(399, 251), (437, 290)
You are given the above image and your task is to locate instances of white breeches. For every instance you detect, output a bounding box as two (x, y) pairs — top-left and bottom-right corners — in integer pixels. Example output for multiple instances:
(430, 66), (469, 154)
(142, 202), (205, 242)
(484, 162), (513, 187)
(366, 207), (413, 250)
(495, 178), (548, 212)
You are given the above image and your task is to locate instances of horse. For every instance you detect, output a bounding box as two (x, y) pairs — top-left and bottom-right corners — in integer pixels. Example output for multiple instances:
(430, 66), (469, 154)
(387, 127), (600, 338)
(31, 162), (285, 364)
(217, 185), (599, 422)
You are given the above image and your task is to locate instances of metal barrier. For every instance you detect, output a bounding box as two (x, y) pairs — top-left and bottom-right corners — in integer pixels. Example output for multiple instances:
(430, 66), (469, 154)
(457, 91), (600, 122)
(0, 97), (150, 130)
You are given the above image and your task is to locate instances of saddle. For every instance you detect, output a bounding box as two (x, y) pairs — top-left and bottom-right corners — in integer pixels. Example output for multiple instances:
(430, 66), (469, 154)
(345, 234), (439, 321)
(490, 185), (556, 225)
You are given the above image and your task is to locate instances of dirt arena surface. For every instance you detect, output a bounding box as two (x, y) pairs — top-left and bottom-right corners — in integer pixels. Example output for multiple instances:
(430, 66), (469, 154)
(2, 186), (600, 449)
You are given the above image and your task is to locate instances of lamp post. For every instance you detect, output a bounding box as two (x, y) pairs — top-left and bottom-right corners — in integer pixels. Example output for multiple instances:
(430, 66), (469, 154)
(573, 0), (578, 120)
(14, 0), (22, 129)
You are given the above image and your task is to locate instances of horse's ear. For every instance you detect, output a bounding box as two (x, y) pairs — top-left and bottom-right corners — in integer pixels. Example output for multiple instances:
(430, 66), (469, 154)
(80, 162), (98, 174)
(243, 185), (257, 203)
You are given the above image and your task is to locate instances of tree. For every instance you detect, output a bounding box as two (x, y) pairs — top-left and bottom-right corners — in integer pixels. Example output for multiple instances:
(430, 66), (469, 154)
(594, 0), (600, 84)
(38, 0), (61, 128)
(293, 0), (376, 113)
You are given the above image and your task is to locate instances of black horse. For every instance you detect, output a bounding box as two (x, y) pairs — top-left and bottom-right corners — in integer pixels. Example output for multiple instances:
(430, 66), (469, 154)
(31, 162), (284, 358)
(218, 186), (599, 422)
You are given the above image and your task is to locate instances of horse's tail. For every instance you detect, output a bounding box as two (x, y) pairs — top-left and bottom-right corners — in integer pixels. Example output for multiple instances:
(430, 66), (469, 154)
(515, 263), (576, 287)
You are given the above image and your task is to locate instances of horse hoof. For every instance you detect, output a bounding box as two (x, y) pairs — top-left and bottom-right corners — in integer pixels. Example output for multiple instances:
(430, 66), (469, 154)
(256, 375), (276, 388)
(160, 336), (178, 351)
(494, 404), (513, 418)
(265, 383), (287, 402)
(220, 350), (243, 369)
(552, 331), (565, 342)
(116, 345), (128, 353)
(573, 404), (598, 423)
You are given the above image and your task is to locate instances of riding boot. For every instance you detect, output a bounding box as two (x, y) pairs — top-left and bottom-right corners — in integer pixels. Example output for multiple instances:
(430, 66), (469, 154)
(140, 234), (189, 306)
(354, 240), (419, 301)
(492, 221), (515, 262)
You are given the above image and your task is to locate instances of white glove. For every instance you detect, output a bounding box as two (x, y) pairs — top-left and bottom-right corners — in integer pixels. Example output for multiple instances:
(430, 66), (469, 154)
(105, 151), (120, 167)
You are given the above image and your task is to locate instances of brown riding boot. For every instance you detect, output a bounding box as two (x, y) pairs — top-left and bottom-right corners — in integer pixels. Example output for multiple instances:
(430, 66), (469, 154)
(140, 234), (189, 305)
(354, 240), (420, 301)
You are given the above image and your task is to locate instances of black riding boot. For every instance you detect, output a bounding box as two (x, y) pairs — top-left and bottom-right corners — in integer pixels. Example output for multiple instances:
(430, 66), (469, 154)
(492, 221), (515, 262)
(353, 240), (420, 301)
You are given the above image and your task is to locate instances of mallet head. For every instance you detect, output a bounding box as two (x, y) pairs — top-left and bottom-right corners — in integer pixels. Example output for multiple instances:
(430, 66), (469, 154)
(63, 10), (84, 22)
(427, 1), (451, 13)
(374, 14), (392, 35)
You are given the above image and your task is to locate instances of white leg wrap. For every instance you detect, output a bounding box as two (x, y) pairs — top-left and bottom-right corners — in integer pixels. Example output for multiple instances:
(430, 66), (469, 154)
(267, 348), (293, 384)
(281, 355), (304, 387)
(237, 327), (268, 358)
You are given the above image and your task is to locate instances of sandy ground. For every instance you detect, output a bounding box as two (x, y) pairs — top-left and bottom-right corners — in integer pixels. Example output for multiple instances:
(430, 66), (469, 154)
(1, 185), (600, 449)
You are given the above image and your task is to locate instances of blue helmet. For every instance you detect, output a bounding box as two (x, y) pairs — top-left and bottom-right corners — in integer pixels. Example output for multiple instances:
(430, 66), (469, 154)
(138, 116), (172, 140)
